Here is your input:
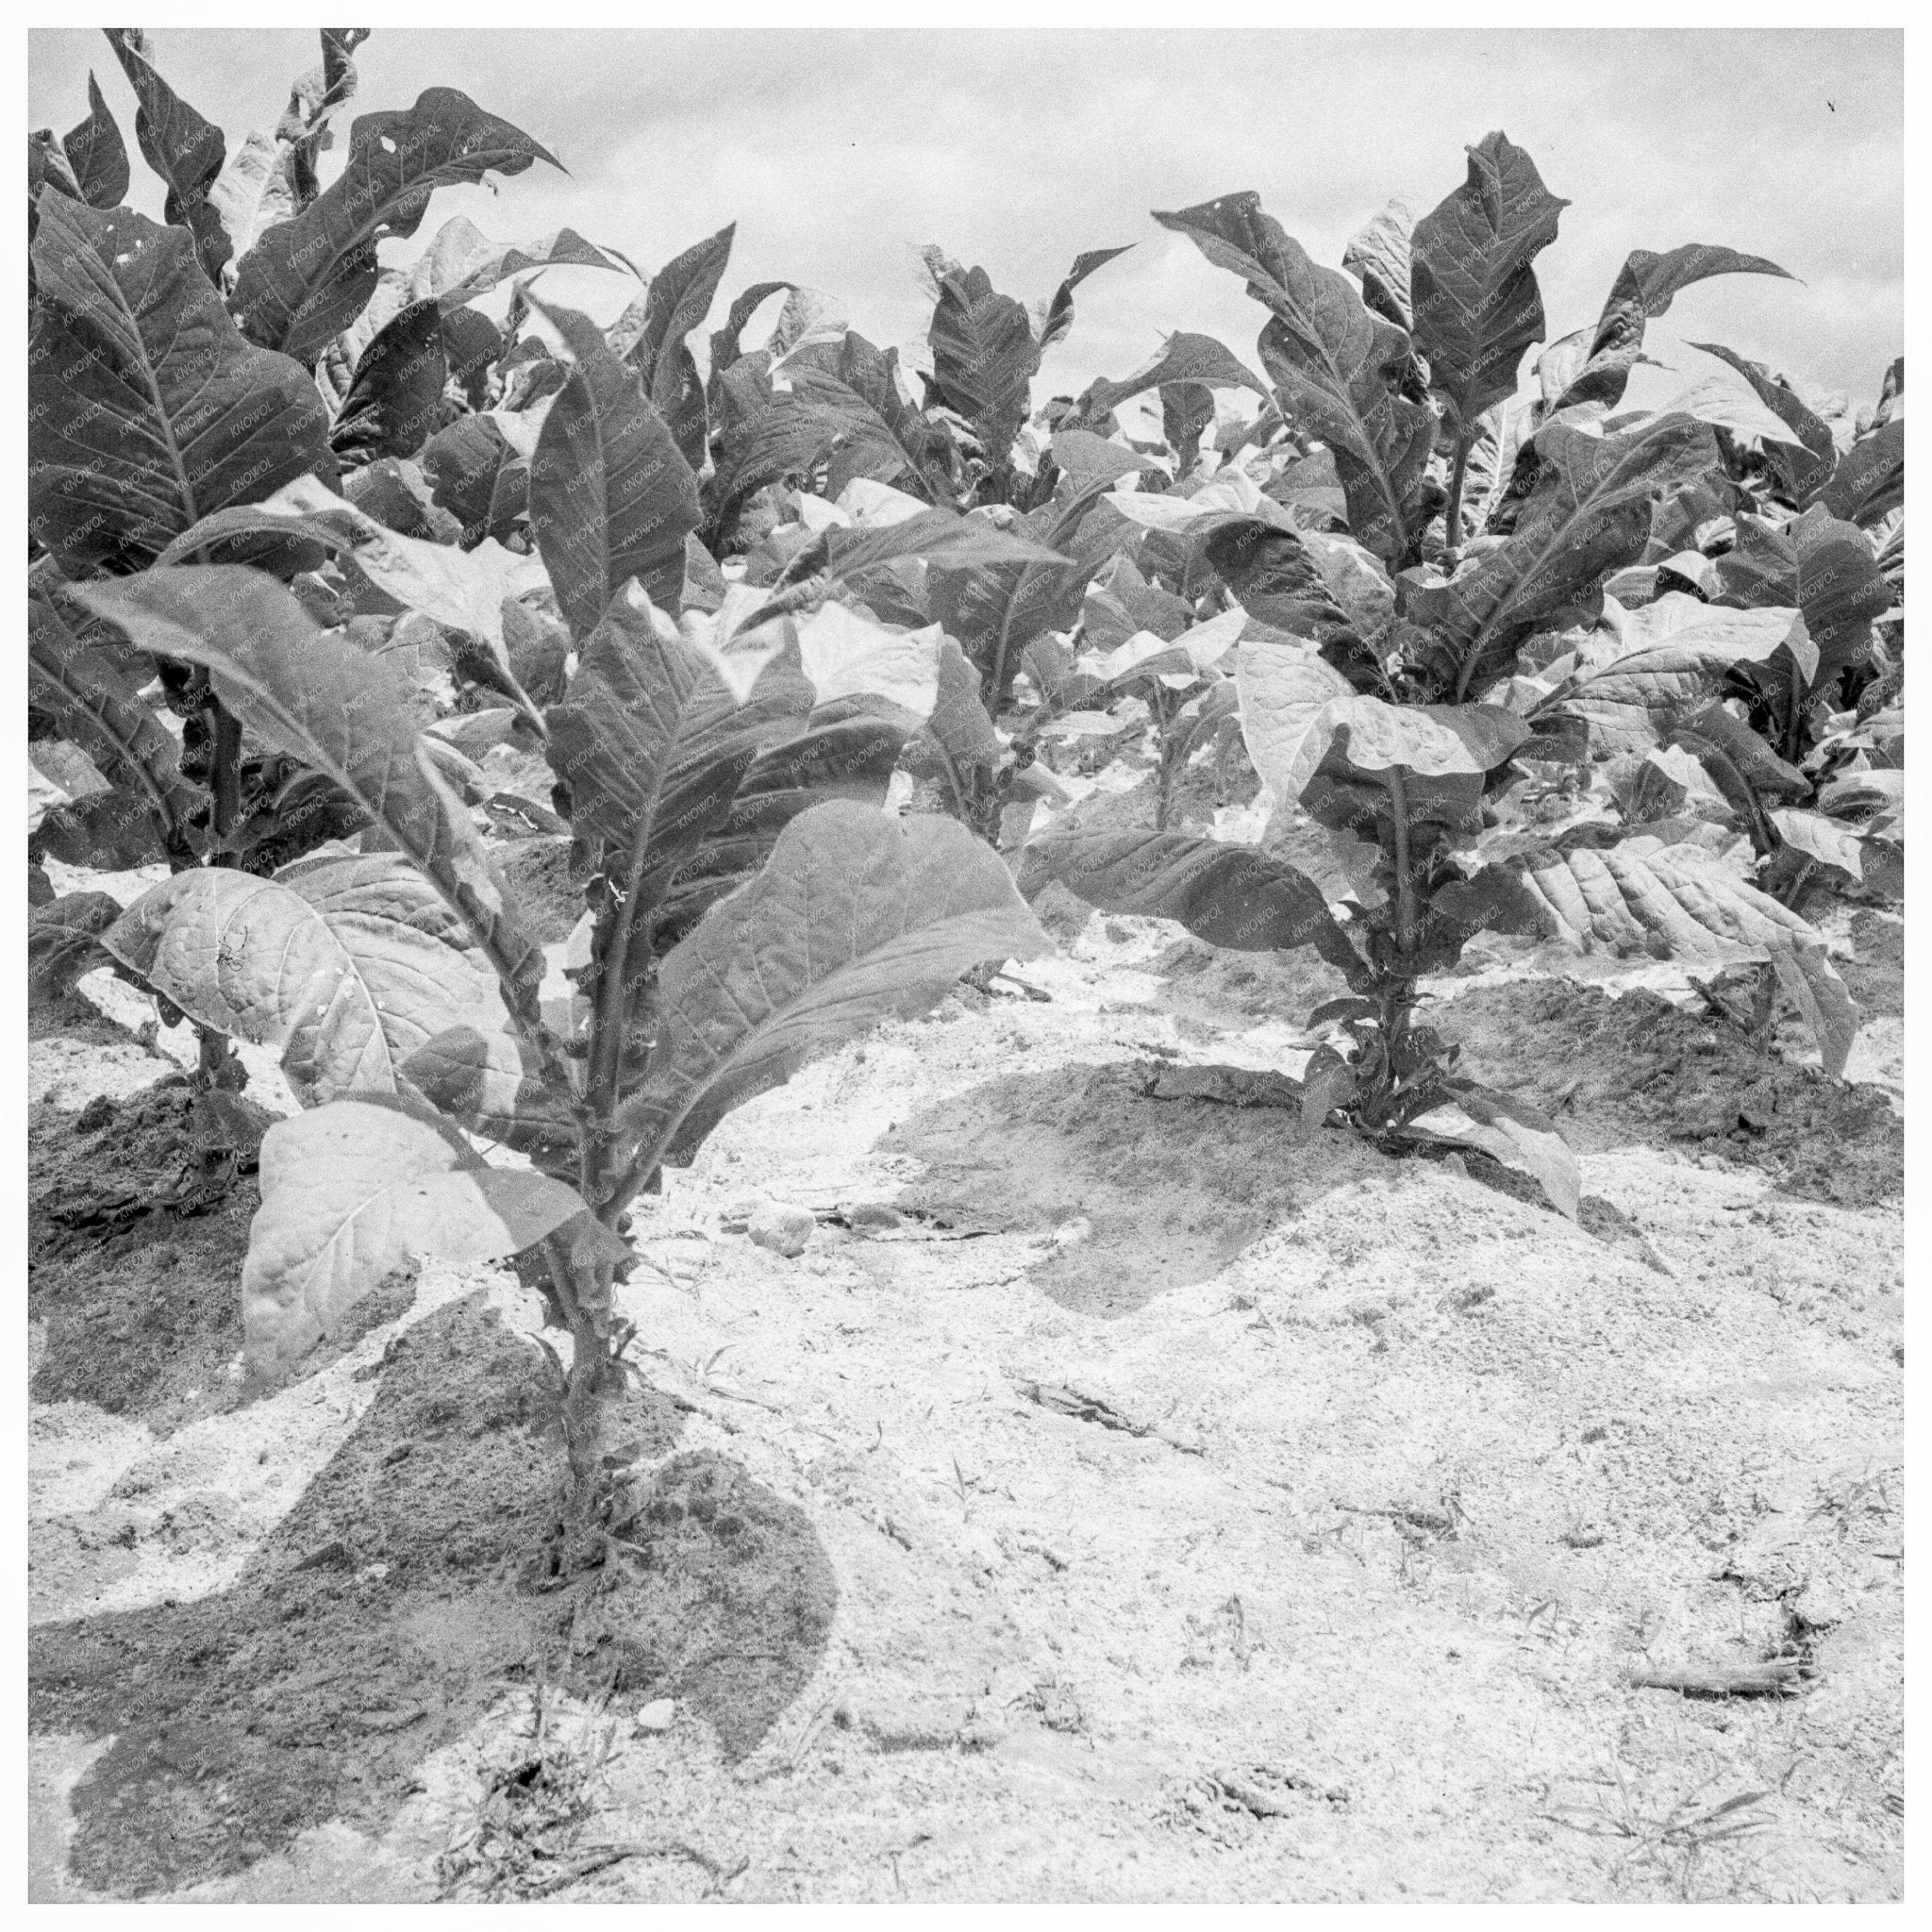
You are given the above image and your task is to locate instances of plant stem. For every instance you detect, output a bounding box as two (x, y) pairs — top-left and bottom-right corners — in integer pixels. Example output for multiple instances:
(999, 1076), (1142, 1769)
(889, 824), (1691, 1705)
(1442, 429), (1472, 559)
(1384, 768), (1418, 957)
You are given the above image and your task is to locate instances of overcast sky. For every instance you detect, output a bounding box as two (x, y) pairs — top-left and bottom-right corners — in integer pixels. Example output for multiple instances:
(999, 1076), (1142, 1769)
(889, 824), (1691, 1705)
(29, 27), (1903, 409)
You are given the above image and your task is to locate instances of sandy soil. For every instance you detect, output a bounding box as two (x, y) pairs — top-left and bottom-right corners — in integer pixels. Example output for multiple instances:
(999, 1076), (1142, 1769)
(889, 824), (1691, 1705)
(27, 839), (1904, 1903)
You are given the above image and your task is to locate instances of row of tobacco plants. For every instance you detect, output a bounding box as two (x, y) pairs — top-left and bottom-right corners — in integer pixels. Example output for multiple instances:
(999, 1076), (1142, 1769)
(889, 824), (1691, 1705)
(28, 32), (1903, 1527)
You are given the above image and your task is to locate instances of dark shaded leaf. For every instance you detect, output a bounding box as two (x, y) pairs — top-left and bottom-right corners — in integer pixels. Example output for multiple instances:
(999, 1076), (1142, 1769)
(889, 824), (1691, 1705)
(1038, 244), (1132, 350)
(527, 299), (704, 639)
(1405, 414), (1723, 700)
(1074, 329), (1270, 425)
(102, 26), (230, 280)
(328, 298), (451, 469)
(1410, 131), (1568, 436)
(1689, 342), (1836, 501)
(28, 197), (335, 575)
(1156, 191), (1434, 563)
(29, 891), (124, 1001)
(1342, 198), (1414, 332)
(62, 72), (131, 209)
(75, 567), (545, 1025)
(1032, 828), (1363, 982)
(1812, 420), (1903, 526)
(1714, 506), (1890, 685)
(621, 224), (735, 470)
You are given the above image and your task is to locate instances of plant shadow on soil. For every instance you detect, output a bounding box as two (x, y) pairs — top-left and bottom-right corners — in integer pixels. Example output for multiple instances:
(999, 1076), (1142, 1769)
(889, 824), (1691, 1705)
(29, 1298), (839, 1899)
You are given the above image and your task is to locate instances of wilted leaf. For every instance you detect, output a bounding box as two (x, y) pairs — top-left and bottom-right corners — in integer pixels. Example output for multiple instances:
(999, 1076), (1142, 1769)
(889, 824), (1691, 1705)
(1407, 1084), (1579, 1218)
(1508, 839), (1857, 1074)
(1342, 198), (1415, 332)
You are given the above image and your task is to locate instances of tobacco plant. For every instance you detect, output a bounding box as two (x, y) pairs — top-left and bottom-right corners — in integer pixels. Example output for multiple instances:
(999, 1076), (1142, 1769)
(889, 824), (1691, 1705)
(25, 35), (1052, 1532)
(1033, 133), (1898, 1213)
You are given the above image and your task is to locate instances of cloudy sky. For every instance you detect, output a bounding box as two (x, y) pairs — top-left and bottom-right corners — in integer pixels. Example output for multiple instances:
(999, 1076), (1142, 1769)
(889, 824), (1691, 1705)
(29, 27), (1903, 409)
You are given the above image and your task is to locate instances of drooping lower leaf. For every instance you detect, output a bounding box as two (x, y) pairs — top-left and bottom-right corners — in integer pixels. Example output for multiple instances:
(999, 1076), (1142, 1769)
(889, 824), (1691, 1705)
(1405, 1083), (1579, 1219)
(104, 856), (505, 1105)
(74, 567), (545, 1024)
(328, 299), (452, 469)
(28, 891), (123, 1001)
(1507, 838), (1858, 1075)
(242, 1094), (590, 1376)
(1032, 828), (1364, 984)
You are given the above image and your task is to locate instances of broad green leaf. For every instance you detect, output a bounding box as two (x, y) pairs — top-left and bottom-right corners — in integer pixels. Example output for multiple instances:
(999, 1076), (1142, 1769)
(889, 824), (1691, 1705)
(1689, 342), (1836, 498)
(1205, 520), (1394, 668)
(1550, 242), (1794, 413)
(1772, 808), (1867, 883)
(103, 26), (230, 280)
(824, 507), (1068, 581)
(1239, 636), (1524, 801)
(903, 636), (1006, 795)
(1030, 827), (1363, 984)
(653, 699), (912, 945)
(527, 298), (703, 640)
(1410, 131), (1568, 436)
(1155, 191), (1434, 563)
(328, 298), (452, 469)
(61, 72), (130, 209)
(1508, 838), (1857, 1075)
(27, 575), (201, 858)
(618, 224), (735, 470)
(1407, 1084), (1579, 1219)
(104, 856), (504, 1104)
(27, 197), (335, 575)
(396, 1022), (580, 1159)
(29, 891), (122, 1001)
(1713, 507), (1890, 686)
(232, 88), (558, 364)
(1050, 429), (1166, 492)
(928, 487), (1129, 712)
(616, 803), (1052, 1180)
(1813, 421), (1903, 526)
(925, 261), (1041, 461)
(242, 1094), (589, 1375)
(74, 567), (544, 1020)
(545, 583), (808, 889)
(1533, 594), (1817, 755)
(1624, 340), (1814, 450)
(1405, 414), (1723, 701)
(1342, 197), (1415, 332)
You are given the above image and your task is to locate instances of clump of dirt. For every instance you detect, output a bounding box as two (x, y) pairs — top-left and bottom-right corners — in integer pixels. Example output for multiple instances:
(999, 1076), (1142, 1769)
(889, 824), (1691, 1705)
(30, 1299), (839, 1898)
(30, 1300), (565, 1898)
(1443, 980), (1902, 1205)
(580, 1451), (840, 1761)
(880, 1061), (1379, 1317)
(29, 1083), (258, 1435)
(1842, 908), (1904, 1018)
(1147, 933), (1349, 1031)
